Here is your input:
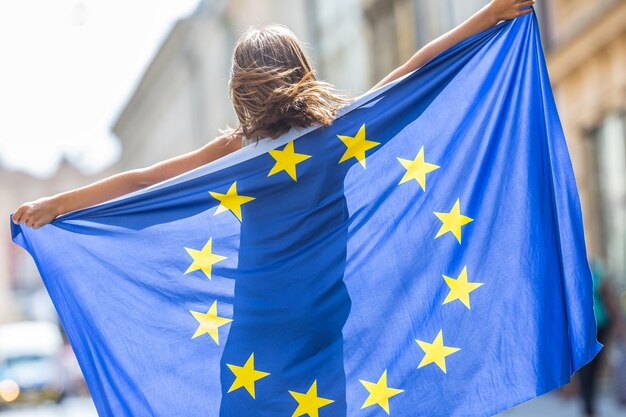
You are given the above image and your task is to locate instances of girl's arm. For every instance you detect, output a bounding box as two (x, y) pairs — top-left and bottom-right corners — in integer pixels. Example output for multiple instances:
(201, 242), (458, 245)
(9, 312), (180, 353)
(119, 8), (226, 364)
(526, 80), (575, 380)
(370, 0), (535, 91)
(12, 133), (242, 229)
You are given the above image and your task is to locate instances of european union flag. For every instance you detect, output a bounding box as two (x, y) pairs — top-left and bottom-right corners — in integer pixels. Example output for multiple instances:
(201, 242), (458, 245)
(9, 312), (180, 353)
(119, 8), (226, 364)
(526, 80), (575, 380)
(10, 11), (600, 417)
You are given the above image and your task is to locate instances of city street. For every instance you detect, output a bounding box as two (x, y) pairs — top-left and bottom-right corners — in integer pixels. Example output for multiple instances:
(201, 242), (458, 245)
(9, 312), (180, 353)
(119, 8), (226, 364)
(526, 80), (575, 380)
(0, 1), (624, 417)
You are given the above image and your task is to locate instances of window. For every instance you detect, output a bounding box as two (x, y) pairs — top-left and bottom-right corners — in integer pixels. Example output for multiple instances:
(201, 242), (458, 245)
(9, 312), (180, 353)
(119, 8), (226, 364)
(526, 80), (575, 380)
(364, 0), (419, 83)
(591, 112), (626, 285)
(414, 0), (489, 48)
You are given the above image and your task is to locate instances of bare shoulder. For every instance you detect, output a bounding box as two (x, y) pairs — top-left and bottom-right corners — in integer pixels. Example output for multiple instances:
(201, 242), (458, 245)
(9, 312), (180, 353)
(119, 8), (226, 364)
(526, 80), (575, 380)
(210, 132), (244, 154)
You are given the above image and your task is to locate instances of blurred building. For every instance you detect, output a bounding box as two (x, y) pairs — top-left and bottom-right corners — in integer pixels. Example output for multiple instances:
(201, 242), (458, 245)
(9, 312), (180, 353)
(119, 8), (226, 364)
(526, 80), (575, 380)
(363, 0), (490, 82)
(0, 159), (116, 323)
(542, 0), (626, 286)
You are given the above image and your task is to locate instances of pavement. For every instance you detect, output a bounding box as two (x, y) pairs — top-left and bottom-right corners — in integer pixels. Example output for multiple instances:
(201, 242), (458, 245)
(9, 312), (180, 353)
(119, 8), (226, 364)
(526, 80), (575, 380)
(0, 397), (97, 417)
(500, 392), (625, 417)
(0, 392), (623, 416)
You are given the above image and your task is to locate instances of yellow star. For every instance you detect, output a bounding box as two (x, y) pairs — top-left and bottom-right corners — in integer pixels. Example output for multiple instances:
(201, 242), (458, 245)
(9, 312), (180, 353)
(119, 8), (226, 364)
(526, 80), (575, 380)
(434, 198), (473, 243)
(189, 300), (232, 345)
(442, 266), (483, 309)
(268, 141), (312, 181)
(359, 370), (404, 414)
(184, 237), (227, 280)
(416, 330), (460, 374)
(209, 181), (255, 222)
(226, 353), (270, 399)
(397, 146), (440, 191)
(337, 124), (380, 168)
(289, 380), (334, 417)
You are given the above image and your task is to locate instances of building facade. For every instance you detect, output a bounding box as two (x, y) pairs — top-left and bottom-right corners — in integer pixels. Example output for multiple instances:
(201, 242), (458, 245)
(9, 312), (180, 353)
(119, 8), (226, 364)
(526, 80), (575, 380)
(543, 0), (626, 284)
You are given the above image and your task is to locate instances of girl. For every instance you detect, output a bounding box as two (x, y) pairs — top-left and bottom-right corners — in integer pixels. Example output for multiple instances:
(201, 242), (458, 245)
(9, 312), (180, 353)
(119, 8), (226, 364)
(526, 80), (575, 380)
(12, 0), (534, 228)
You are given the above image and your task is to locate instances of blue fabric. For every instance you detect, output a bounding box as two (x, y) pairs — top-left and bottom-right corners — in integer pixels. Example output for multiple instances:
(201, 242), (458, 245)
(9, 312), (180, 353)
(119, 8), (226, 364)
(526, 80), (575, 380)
(10, 11), (600, 417)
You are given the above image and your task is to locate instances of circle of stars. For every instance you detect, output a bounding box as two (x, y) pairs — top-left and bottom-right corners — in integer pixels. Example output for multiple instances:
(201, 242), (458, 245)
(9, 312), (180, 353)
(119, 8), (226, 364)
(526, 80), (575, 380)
(176, 122), (489, 416)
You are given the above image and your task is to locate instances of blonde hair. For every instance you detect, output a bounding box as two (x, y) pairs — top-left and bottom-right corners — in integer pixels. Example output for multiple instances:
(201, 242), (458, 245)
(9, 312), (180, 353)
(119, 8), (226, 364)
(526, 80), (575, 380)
(228, 24), (352, 142)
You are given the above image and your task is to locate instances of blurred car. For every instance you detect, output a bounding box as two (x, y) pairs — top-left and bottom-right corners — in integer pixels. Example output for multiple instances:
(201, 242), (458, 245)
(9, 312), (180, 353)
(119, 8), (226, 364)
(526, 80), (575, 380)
(0, 321), (66, 408)
(60, 343), (89, 396)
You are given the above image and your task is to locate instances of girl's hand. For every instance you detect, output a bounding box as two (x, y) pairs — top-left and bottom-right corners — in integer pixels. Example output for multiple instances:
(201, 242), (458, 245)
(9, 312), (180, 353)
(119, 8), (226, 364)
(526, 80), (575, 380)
(487, 0), (535, 23)
(12, 196), (60, 229)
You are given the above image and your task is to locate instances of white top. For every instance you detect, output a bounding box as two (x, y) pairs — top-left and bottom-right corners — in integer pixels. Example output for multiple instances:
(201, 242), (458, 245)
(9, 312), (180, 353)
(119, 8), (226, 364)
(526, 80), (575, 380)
(242, 136), (255, 147)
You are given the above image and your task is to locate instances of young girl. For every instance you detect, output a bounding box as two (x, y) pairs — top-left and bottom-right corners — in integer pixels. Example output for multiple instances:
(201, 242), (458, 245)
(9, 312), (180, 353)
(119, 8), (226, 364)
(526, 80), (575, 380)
(12, 0), (533, 228)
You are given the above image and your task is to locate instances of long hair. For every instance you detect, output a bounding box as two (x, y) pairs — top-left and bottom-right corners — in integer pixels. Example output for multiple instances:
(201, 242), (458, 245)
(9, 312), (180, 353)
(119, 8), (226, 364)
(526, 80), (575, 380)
(228, 24), (352, 142)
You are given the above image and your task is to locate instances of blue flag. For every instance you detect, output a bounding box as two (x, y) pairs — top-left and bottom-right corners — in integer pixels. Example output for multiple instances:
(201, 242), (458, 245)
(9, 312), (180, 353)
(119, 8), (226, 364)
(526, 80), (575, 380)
(10, 11), (600, 417)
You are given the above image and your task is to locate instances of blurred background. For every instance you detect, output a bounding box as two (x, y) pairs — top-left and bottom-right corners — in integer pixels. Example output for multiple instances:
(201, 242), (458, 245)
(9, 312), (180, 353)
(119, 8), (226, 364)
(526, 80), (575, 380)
(0, 0), (624, 415)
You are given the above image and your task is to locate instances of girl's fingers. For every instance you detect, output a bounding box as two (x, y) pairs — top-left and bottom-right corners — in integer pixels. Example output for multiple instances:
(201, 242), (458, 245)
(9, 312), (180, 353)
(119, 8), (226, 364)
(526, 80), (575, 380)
(520, 0), (535, 6)
(15, 213), (25, 225)
(519, 7), (533, 15)
(12, 207), (24, 224)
